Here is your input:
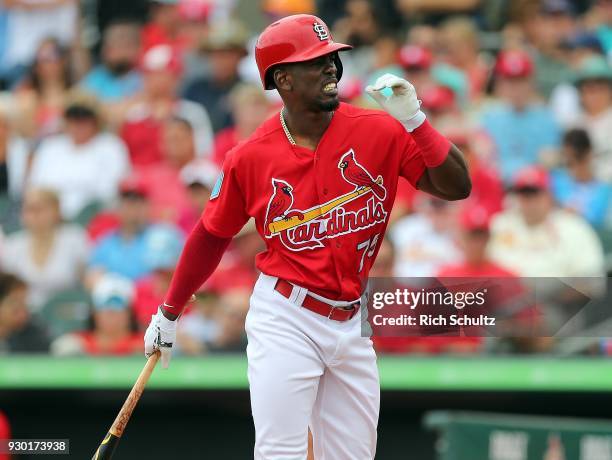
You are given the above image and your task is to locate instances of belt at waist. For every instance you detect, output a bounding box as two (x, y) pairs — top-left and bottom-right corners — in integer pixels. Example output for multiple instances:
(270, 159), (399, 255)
(274, 278), (360, 322)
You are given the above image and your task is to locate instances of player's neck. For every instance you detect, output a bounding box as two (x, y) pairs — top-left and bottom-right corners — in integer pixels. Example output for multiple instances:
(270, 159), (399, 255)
(282, 106), (334, 150)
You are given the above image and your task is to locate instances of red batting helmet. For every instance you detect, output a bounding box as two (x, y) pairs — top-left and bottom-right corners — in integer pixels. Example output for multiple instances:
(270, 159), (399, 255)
(255, 14), (353, 90)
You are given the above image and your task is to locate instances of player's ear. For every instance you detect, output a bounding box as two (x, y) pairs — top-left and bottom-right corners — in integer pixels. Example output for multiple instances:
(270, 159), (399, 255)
(273, 67), (292, 91)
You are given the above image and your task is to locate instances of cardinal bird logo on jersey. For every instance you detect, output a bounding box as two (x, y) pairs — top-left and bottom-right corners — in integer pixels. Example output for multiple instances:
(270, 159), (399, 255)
(338, 150), (387, 200)
(264, 179), (304, 237)
(264, 149), (388, 251)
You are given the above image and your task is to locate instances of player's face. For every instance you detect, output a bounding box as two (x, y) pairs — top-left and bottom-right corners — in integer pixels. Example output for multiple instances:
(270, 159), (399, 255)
(289, 53), (340, 112)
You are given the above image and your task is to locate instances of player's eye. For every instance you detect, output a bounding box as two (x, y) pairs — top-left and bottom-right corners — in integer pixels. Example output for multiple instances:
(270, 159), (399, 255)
(308, 55), (332, 68)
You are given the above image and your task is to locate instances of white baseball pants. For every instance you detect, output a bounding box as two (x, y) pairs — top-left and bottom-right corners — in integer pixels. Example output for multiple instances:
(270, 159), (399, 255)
(246, 273), (380, 460)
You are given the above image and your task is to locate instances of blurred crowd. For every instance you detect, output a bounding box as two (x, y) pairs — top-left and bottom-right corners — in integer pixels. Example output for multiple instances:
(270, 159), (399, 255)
(1, 0), (612, 358)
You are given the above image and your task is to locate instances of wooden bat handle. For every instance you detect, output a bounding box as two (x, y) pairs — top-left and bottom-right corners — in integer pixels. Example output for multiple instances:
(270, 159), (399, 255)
(110, 352), (159, 437)
(92, 352), (159, 460)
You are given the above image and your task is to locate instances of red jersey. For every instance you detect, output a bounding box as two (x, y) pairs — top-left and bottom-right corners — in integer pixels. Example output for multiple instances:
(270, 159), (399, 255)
(203, 103), (426, 300)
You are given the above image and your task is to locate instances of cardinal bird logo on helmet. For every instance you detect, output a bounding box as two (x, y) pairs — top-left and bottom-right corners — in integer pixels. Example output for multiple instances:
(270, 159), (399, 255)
(338, 149), (387, 200)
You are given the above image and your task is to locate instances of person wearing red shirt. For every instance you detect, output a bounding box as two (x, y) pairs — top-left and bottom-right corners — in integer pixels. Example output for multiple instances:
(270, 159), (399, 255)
(144, 15), (470, 459)
(176, 160), (219, 233)
(398, 44), (434, 95)
(438, 206), (537, 344)
(212, 84), (273, 167)
(141, 0), (189, 53)
(438, 205), (518, 279)
(137, 116), (199, 223)
(120, 44), (213, 168)
(443, 129), (504, 217)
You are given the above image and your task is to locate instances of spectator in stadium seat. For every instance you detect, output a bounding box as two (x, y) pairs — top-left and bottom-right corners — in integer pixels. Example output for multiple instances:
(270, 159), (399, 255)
(1, 0), (78, 88)
(527, 0), (576, 99)
(571, 56), (612, 181)
(371, 235), (483, 355)
(442, 128), (503, 217)
(13, 38), (73, 141)
(389, 195), (462, 278)
(51, 274), (142, 355)
(174, 289), (250, 355)
(592, 0), (612, 57)
(80, 20), (143, 104)
(120, 44), (213, 167)
(177, 0), (212, 86)
(397, 44), (434, 95)
(211, 83), (272, 167)
(132, 224), (184, 328)
(0, 103), (29, 198)
(177, 159), (219, 233)
(438, 207), (545, 350)
(141, 0), (188, 53)
(395, 0), (481, 25)
(437, 16), (489, 102)
(480, 50), (561, 183)
(176, 290), (221, 355)
(552, 128), (611, 228)
(438, 206), (517, 279)
(489, 166), (605, 278)
(95, 0), (148, 37)
(549, 31), (604, 129)
(136, 116), (202, 223)
(0, 188), (89, 311)
(0, 273), (49, 353)
(419, 83), (462, 134)
(206, 289), (250, 352)
(29, 91), (131, 219)
(182, 20), (249, 133)
(331, 0), (379, 53)
(371, 34), (403, 74)
(87, 177), (156, 282)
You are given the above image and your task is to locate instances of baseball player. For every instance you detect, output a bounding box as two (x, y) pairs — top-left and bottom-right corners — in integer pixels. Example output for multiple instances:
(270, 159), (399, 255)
(145, 14), (471, 459)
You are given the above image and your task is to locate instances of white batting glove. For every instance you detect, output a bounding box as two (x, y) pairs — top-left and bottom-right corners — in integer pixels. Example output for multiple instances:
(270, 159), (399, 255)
(144, 307), (177, 369)
(365, 73), (427, 132)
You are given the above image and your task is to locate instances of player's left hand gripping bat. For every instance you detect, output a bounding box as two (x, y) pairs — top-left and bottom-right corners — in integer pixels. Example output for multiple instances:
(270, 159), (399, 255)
(91, 352), (160, 459)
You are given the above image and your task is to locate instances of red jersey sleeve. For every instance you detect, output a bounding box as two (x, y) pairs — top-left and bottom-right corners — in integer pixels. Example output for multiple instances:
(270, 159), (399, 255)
(396, 124), (426, 188)
(202, 151), (250, 238)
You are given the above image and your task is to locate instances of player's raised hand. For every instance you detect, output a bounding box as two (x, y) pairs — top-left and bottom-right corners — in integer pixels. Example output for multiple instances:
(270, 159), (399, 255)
(144, 306), (177, 369)
(365, 73), (426, 132)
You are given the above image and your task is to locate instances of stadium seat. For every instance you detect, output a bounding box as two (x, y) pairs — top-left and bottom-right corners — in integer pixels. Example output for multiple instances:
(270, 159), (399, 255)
(72, 201), (105, 228)
(596, 228), (612, 273)
(0, 194), (22, 234)
(38, 289), (92, 340)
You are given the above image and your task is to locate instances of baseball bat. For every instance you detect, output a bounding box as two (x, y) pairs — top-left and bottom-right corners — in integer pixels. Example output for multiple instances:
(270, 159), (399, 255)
(91, 352), (160, 460)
